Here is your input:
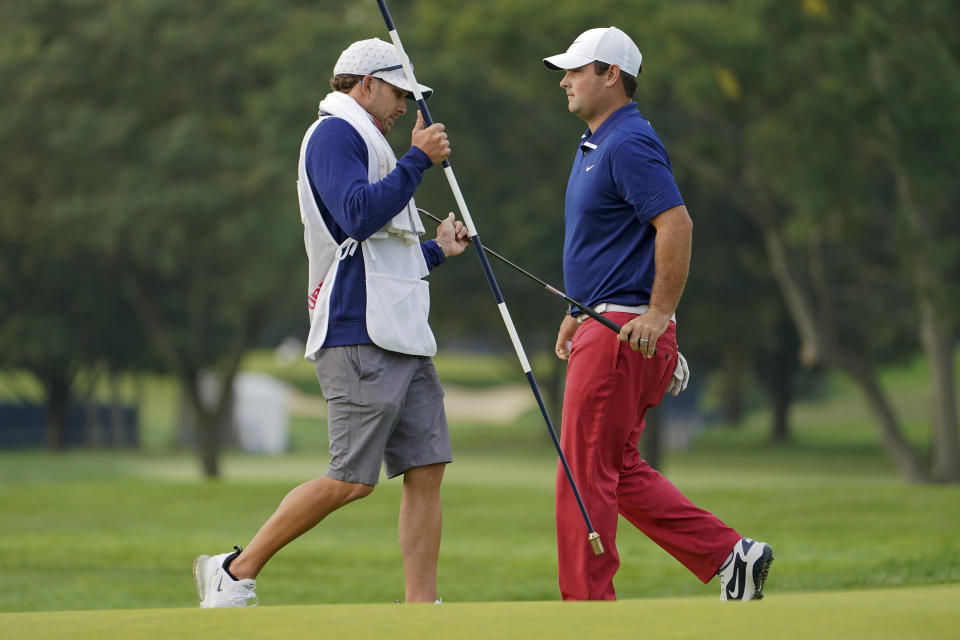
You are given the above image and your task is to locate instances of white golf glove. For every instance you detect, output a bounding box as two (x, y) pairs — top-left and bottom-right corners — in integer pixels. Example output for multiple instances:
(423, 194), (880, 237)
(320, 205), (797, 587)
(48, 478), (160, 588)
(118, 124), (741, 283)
(667, 351), (690, 396)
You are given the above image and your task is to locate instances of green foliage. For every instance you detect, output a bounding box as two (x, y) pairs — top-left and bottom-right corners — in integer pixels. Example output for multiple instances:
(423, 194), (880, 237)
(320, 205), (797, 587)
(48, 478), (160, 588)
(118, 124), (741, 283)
(1, 1), (956, 469)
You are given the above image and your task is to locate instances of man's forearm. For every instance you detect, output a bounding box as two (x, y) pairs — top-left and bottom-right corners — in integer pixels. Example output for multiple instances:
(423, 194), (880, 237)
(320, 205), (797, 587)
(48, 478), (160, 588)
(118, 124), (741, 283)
(649, 205), (693, 316)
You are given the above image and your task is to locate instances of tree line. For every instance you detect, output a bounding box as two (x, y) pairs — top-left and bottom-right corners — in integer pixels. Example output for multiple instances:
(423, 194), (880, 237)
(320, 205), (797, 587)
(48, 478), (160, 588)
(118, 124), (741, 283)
(1, 0), (957, 482)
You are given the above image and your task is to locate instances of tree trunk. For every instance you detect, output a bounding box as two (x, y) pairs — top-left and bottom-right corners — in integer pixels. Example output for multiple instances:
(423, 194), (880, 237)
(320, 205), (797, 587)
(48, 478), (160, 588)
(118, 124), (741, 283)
(721, 350), (745, 426)
(768, 375), (792, 445)
(759, 222), (929, 481)
(839, 352), (928, 482)
(892, 168), (960, 484)
(868, 54), (960, 483)
(109, 372), (125, 448)
(182, 368), (240, 479)
(183, 373), (220, 478)
(765, 322), (798, 445)
(196, 409), (221, 478)
(758, 224), (823, 367)
(43, 374), (71, 450)
(917, 302), (960, 483)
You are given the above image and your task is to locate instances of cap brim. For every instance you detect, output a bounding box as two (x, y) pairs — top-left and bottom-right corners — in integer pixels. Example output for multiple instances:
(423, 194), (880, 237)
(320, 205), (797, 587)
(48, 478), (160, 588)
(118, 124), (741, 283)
(543, 52), (595, 71)
(372, 69), (433, 99)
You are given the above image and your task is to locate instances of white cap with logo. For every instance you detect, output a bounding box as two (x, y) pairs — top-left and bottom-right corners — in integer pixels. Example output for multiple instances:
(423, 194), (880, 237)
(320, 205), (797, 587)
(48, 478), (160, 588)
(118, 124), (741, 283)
(543, 27), (642, 77)
(334, 38), (433, 99)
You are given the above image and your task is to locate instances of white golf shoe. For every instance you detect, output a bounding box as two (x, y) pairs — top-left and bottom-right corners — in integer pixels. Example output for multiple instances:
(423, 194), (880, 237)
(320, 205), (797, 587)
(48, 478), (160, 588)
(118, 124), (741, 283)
(193, 546), (258, 608)
(718, 538), (774, 601)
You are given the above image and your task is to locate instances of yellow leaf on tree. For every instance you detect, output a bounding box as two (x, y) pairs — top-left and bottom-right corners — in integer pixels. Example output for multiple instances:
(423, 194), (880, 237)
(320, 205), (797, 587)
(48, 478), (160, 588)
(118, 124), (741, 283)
(714, 67), (742, 101)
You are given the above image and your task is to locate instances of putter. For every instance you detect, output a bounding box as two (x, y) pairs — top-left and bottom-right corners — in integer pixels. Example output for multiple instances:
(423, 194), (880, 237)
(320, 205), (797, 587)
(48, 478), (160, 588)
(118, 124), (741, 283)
(376, 0), (603, 556)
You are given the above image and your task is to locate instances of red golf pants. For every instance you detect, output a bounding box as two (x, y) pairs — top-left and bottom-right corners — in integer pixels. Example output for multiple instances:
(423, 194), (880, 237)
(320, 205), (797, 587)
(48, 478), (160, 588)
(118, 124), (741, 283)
(556, 313), (742, 600)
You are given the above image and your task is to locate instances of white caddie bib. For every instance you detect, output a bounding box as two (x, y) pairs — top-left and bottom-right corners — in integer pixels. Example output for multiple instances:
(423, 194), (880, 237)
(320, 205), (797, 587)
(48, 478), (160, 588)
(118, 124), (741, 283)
(362, 233), (436, 357)
(296, 95), (437, 360)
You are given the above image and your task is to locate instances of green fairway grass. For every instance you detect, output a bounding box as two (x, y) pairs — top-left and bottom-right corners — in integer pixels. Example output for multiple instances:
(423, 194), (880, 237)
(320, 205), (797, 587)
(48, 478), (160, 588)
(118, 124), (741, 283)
(1, 585), (957, 640)
(1, 447), (958, 612)
(1, 351), (958, 616)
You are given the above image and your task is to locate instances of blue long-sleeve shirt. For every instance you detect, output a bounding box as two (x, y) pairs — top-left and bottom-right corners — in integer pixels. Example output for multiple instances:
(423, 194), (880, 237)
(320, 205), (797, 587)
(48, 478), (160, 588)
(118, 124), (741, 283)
(305, 116), (445, 346)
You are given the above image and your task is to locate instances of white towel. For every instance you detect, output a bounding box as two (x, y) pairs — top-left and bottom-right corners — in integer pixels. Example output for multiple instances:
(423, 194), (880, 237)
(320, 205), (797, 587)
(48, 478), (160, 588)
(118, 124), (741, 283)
(317, 91), (424, 243)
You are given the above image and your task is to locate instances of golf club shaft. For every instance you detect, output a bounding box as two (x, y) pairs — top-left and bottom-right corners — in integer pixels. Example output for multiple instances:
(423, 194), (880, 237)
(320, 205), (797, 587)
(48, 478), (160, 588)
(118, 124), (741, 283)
(376, 0), (603, 555)
(420, 209), (657, 357)
(417, 208), (623, 335)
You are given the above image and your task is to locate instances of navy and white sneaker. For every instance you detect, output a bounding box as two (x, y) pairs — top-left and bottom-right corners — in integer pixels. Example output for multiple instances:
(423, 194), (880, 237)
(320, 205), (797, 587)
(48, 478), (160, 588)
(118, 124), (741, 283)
(193, 545), (258, 608)
(718, 538), (774, 601)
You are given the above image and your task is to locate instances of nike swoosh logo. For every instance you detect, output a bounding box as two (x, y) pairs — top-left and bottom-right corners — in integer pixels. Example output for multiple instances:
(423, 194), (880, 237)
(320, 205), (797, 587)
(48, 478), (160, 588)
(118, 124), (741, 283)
(217, 576), (224, 592)
(585, 164), (596, 172)
(726, 556), (747, 600)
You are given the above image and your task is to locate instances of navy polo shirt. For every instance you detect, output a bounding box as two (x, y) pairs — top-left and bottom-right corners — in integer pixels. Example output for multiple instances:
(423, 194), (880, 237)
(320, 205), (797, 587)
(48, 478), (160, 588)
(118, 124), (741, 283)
(563, 102), (684, 312)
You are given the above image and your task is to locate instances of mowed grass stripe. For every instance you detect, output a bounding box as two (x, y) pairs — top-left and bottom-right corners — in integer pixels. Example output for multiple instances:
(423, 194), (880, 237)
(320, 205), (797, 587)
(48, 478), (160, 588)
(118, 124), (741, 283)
(2, 450), (959, 609)
(2, 585), (957, 640)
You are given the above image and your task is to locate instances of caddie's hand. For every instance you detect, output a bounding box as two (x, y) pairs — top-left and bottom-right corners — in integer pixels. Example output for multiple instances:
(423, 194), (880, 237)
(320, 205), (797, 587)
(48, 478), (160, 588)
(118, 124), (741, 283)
(554, 314), (579, 361)
(666, 351), (690, 396)
(619, 307), (671, 358)
(435, 212), (469, 258)
(411, 110), (451, 165)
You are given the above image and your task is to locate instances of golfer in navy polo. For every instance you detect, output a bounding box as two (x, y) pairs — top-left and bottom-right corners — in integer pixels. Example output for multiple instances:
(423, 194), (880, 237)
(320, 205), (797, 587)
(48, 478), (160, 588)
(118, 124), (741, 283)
(544, 27), (774, 601)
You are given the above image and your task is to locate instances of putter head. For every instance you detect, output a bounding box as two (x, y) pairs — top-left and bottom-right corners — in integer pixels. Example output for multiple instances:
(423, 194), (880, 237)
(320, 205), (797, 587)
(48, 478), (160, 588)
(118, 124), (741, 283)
(588, 532), (604, 555)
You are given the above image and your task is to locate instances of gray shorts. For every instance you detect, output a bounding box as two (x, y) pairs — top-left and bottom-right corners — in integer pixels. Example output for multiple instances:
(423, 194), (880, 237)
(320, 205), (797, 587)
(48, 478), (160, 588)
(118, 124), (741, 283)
(313, 344), (452, 485)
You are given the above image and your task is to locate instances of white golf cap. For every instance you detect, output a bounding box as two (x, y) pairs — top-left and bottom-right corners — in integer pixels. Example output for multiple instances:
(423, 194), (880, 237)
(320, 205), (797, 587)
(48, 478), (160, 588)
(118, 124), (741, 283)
(333, 38), (433, 99)
(543, 27), (642, 77)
